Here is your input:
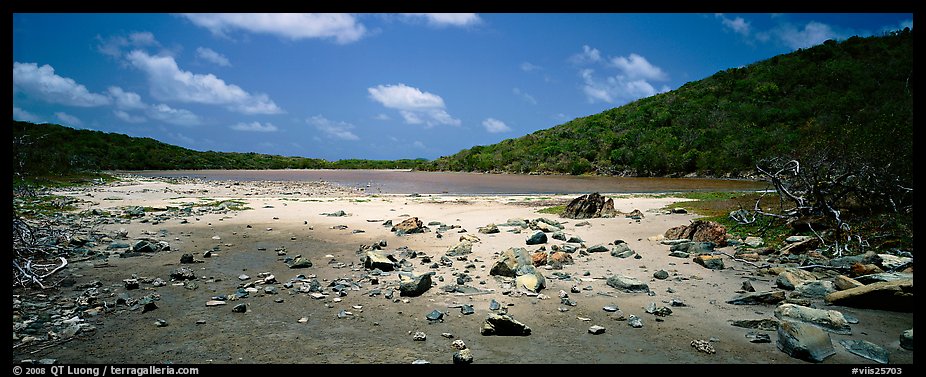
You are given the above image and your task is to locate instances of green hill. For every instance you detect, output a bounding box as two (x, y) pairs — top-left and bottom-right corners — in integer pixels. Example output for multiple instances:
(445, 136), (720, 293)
(424, 30), (913, 182)
(11, 121), (427, 176)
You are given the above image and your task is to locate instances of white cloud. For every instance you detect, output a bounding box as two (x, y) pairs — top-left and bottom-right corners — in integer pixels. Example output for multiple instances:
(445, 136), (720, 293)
(512, 87), (537, 105)
(180, 13), (366, 44)
(54, 112), (83, 127)
(13, 107), (42, 123)
(373, 113), (391, 121)
(126, 50), (283, 114)
(570, 45), (601, 65)
(146, 103), (202, 126)
(401, 13), (481, 27)
(413, 141), (426, 149)
(196, 47), (232, 67)
(97, 31), (160, 58)
(776, 21), (841, 49)
(368, 83), (461, 126)
(113, 110), (146, 123)
(13, 62), (111, 107)
(610, 53), (668, 81)
(716, 14), (751, 37)
(520, 62), (542, 72)
(107, 86), (147, 110)
(170, 132), (196, 146)
(230, 121), (278, 132)
(482, 118), (511, 133)
(882, 19), (913, 33)
(307, 115), (359, 140)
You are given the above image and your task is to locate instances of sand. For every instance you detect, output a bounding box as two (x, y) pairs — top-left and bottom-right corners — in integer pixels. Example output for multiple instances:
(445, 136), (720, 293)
(13, 175), (914, 365)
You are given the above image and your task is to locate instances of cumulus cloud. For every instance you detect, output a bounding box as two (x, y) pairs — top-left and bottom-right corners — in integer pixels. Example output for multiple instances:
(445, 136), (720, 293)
(196, 47), (232, 67)
(307, 115), (359, 140)
(107, 86), (147, 110)
(113, 110), (146, 123)
(230, 121), (278, 132)
(482, 118), (511, 133)
(401, 13), (481, 27)
(13, 107), (42, 123)
(13, 62), (111, 107)
(413, 141), (426, 149)
(776, 21), (841, 49)
(368, 83), (461, 127)
(569, 45), (602, 65)
(54, 112), (83, 127)
(716, 13), (751, 37)
(572, 47), (670, 105)
(520, 62), (542, 72)
(126, 50), (283, 114)
(97, 31), (160, 58)
(146, 103), (202, 126)
(180, 13), (366, 44)
(512, 87), (537, 105)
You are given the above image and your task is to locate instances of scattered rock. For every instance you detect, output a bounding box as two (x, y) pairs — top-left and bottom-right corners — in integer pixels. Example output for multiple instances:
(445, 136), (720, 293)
(793, 281), (836, 298)
(603, 305), (619, 312)
(774, 303), (851, 334)
(515, 268), (546, 293)
(668, 251), (690, 258)
(412, 360), (429, 365)
(549, 252), (573, 267)
(746, 332), (772, 343)
(840, 339), (889, 364)
(323, 210), (347, 217)
(460, 234), (481, 243)
(399, 272), (434, 297)
(731, 319), (780, 331)
(653, 270), (669, 280)
(876, 253), (912, 271)
(155, 319), (168, 327)
(900, 329), (913, 350)
(664, 220), (727, 247)
(627, 315), (643, 328)
(610, 242), (635, 258)
(460, 305), (475, 315)
(670, 241), (715, 254)
(691, 339), (716, 354)
(776, 269), (818, 290)
(478, 224), (500, 234)
(785, 235), (813, 243)
(743, 236), (764, 248)
(489, 248), (532, 278)
(776, 321), (835, 363)
(205, 300), (226, 307)
(451, 339), (466, 350)
(741, 281), (756, 292)
(833, 275), (864, 291)
(413, 331), (427, 341)
(489, 300), (501, 311)
(238, 274), (250, 281)
(606, 275), (650, 293)
(232, 304), (247, 313)
(180, 253), (195, 264)
(392, 217), (426, 235)
(426, 310), (444, 322)
(453, 349), (474, 364)
(693, 255), (724, 270)
(526, 231), (547, 245)
(362, 251), (398, 271)
(287, 257), (313, 269)
(530, 251), (548, 266)
(551, 231), (566, 241)
(624, 209), (644, 220)
(170, 267), (196, 281)
(480, 314), (531, 336)
(562, 192), (617, 219)
(726, 290), (786, 305)
(644, 303), (673, 317)
(123, 279), (139, 290)
(854, 272), (913, 285)
(588, 325), (606, 335)
(824, 279), (913, 312)
(446, 241), (473, 256)
(779, 237), (821, 255)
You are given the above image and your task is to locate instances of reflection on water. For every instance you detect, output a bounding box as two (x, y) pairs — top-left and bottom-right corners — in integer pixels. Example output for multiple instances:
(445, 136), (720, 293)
(128, 169), (768, 195)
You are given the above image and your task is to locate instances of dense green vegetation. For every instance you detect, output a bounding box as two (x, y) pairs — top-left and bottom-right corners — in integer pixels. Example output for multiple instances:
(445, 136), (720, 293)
(425, 30), (913, 183)
(12, 121), (428, 176)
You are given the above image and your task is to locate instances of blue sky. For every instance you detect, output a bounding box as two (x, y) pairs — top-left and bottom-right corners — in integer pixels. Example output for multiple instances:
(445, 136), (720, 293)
(12, 13), (913, 160)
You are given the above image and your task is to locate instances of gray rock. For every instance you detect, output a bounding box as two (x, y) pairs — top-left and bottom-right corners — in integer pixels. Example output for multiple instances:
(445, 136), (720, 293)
(132, 240), (158, 253)
(610, 242), (635, 258)
(793, 281), (836, 298)
(603, 305), (619, 312)
(426, 310), (444, 321)
(668, 251), (690, 258)
(776, 269), (818, 290)
(489, 248), (532, 278)
(489, 299), (501, 311)
(123, 278), (139, 290)
(741, 281), (756, 292)
(606, 275), (650, 293)
(526, 231), (547, 245)
(412, 331), (427, 341)
(362, 251), (397, 271)
(744, 236), (764, 248)
(731, 319), (780, 331)
(653, 270), (669, 280)
(551, 231), (566, 241)
(588, 325), (606, 335)
(481, 313), (531, 336)
(453, 349), (474, 364)
(854, 272), (914, 285)
(515, 269), (546, 293)
(785, 235), (813, 243)
(180, 253), (194, 264)
(774, 303), (851, 334)
(566, 236), (584, 243)
(460, 304), (475, 315)
(670, 208), (687, 214)
(587, 244), (609, 253)
(900, 329), (913, 350)
(155, 319), (168, 327)
(446, 241), (473, 256)
(776, 321), (835, 363)
(238, 274), (250, 281)
(726, 290), (786, 305)
(170, 267), (196, 281)
(324, 210), (347, 217)
(669, 299), (687, 307)
(562, 193), (616, 219)
(478, 224), (500, 234)
(392, 217), (426, 235)
(628, 315), (643, 328)
(660, 239), (690, 245)
(840, 339), (889, 364)
(412, 360), (429, 365)
(746, 332), (772, 343)
(232, 304), (247, 313)
(876, 254), (912, 270)
(399, 272), (434, 297)
(670, 241), (715, 254)
(824, 279), (913, 312)
(693, 255), (724, 270)
(287, 257), (313, 269)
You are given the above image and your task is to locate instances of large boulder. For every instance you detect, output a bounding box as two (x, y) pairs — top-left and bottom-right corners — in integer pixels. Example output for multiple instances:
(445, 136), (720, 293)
(774, 303), (851, 334)
(824, 279), (913, 312)
(399, 272), (434, 297)
(840, 340), (890, 364)
(362, 251), (397, 271)
(664, 220), (727, 247)
(392, 217), (426, 235)
(480, 314), (531, 336)
(776, 321), (836, 363)
(562, 193), (616, 219)
(489, 248), (532, 278)
(606, 275), (650, 293)
(526, 231), (547, 245)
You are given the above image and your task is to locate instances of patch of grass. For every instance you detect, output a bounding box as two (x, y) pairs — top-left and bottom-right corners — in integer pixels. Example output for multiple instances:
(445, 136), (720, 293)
(15, 172), (118, 188)
(196, 199), (251, 211)
(351, 199), (371, 203)
(13, 194), (80, 218)
(537, 205), (566, 215)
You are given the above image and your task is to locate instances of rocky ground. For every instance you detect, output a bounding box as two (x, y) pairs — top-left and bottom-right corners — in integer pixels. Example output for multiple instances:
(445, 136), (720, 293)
(12, 175), (913, 365)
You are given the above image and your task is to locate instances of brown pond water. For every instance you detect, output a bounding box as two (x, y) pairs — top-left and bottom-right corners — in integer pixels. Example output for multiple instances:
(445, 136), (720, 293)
(127, 169), (768, 195)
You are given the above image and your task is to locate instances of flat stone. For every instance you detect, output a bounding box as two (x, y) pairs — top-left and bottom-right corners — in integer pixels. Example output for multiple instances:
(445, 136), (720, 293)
(840, 339), (889, 364)
(660, 239), (690, 246)
(478, 224), (500, 234)
(741, 281), (756, 292)
(426, 310), (444, 321)
(876, 254), (912, 270)
(693, 255), (724, 270)
(668, 251), (690, 258)
(785, 235), (813, 243)
(744, 236), (764, 248)
(731, 319), (780, 331)
(776, 321), (835, 363)
(238, 274), (250, 281)
(746, 332), (772, 343)
(480, 313), (531, 336)
(793, 281), (836, 298)
(588, 325), (606, 335)
(653, 270), (669, 280)
(232, 304), (247, 313)
(362, 251), (398, 271)
(834, 275), (864, 291)
(610, 242), (635, 258)
(606, 275), (650, 293)
(774, 303), (851, 334)
(587, 244), (609, 253)
(776, 269), (818, 290)
(460, 305), (475, 315)
(603, 306), (619, 312)
(170, 267), (196, 281)
(726, 290), (786, 305)
(824, 279), (913, 312)
(489, 248), (532, 278)
(205, 300), (226, 307)
(489, 299), (501, 311)
(854, 272), (913, 285)
(446, 241), (473, 256)
(287, 257), (312, 269)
